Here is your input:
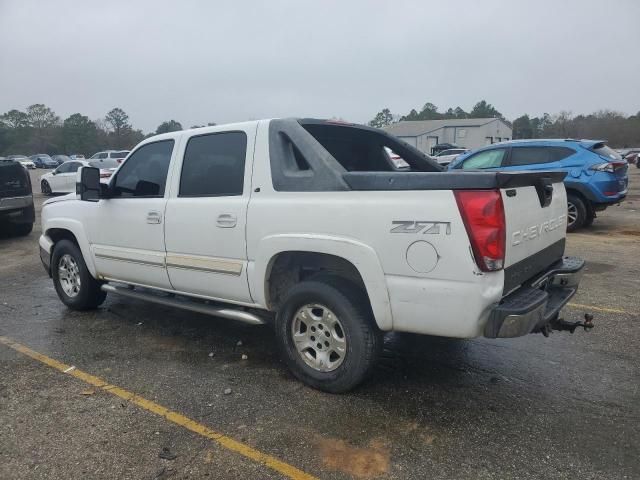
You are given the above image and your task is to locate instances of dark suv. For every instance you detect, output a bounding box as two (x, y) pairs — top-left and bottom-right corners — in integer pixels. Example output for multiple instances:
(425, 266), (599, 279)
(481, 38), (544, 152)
(0, 159), (35, 236)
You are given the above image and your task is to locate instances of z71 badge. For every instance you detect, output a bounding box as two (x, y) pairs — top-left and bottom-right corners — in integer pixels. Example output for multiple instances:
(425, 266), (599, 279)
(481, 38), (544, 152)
(390, 221), (451, 234)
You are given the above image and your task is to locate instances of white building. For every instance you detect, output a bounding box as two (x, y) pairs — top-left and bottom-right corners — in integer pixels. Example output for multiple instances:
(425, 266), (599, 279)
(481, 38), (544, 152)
(383, 118), (513, 154)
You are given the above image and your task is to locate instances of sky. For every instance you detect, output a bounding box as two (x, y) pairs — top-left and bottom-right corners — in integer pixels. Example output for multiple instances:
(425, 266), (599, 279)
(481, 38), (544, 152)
(1, 0), (639, 132)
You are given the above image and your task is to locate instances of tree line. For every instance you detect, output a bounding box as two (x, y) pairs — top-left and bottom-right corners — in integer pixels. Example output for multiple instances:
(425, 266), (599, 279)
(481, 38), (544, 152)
(0, 104), (215, 156)
(369, 101), (640, 147)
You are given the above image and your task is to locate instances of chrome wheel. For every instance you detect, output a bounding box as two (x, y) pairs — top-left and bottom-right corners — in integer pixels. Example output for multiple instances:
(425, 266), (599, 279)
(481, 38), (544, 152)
(567, 202), (578, 227)
(58, 254), (81, 297)
(291, 304), (346, 372)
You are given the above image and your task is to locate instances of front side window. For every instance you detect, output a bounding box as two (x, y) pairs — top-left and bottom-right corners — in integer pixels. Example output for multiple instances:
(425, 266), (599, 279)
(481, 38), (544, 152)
(179, 132), (247, 197)
(461, 149), (506, 169)
(112, 140), (174, 197)
(67, 162), (81, 173)
(55, 162), (72, 174)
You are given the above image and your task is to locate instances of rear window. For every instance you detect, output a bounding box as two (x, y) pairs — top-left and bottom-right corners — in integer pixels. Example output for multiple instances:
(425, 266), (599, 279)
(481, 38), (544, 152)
(592, 144), (621, 161)
(301, 122), (439, 172)
(0, 160), (30, 197)
(89, 159), (119, 168)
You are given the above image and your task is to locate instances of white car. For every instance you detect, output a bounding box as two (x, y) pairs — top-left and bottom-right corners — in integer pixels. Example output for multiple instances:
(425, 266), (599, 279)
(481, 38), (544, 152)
(90, 150), (130, 164)
(40, 159), (119, 194)
(434, 148), (469, 167)
(8, 155), (36, 169)
(38, 118), (586, 392)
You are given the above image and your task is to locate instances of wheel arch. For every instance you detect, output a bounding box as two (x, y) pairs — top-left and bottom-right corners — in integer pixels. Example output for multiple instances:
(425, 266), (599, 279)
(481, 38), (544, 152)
(250, 235), (393, 331)
(44, 220), (97, 277)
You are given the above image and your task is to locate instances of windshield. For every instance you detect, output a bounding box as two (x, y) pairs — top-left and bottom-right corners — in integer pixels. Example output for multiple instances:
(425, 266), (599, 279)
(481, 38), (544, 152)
(89, 159), (119, 168)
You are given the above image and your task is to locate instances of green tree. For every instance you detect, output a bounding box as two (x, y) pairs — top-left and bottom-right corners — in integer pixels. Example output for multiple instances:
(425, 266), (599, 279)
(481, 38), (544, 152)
(1, 109), (29, 129)
(105, 108), (132, 148)
(62, 113), (98, 155)
(155, 120), (183, 134)
(453, 107), (468, 118)
(512, 114), (533, 139)
(469, 100), (503, 119)
(368, 108), (394, 128)
(418, 102), (441, 120)
(26, 104), (60, 152)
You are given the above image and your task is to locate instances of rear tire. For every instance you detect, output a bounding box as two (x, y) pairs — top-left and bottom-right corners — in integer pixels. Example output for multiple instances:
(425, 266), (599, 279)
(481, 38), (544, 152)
(275, 276), (382, 393)
(52, 239), (106, 310)
(567, 194), (587, 232)
(11, 222), (33, 237)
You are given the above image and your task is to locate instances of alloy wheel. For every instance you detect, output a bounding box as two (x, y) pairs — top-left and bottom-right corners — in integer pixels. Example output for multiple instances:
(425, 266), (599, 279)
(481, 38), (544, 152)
(58, 254), (81, 298)
(291, 304), (347, 372)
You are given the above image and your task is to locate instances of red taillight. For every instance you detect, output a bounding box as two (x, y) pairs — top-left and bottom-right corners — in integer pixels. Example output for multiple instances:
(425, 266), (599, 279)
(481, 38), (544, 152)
(454, 190), (506, 272)
(100, 171), (111, 178)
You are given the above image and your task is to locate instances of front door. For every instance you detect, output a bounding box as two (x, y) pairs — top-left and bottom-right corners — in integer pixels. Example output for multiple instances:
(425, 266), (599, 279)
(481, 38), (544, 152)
(85, 139), (177, 289)
(164, 127), (255, 303)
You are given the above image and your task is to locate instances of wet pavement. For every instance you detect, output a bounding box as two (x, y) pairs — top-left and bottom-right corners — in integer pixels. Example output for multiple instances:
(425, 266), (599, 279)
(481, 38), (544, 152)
(1, 168), (639, 479)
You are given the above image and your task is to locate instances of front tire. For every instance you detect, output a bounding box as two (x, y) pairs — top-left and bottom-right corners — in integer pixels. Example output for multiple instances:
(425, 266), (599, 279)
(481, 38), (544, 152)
(567, 194), (587, 232)
(275, 276), (382, 393)
(41, 180), (51, 195)
(52, 240), (106, 310)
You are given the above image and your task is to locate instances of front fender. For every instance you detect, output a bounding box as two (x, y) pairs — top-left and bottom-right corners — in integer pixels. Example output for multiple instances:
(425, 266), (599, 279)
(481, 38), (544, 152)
(43, 218), (97, 277)
(249, 234), (393, 331)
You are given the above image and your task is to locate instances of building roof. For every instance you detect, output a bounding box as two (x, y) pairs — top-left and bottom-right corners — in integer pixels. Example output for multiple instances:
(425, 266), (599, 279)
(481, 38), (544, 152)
(383, 118), (509, 137)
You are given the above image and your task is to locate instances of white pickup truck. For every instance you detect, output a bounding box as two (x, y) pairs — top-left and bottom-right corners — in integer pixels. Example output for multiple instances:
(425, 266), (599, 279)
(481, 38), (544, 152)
(39, 119), (587, 392)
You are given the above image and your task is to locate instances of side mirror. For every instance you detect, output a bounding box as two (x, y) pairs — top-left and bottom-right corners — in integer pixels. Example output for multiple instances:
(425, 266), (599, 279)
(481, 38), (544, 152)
(76, 166), (100, 202)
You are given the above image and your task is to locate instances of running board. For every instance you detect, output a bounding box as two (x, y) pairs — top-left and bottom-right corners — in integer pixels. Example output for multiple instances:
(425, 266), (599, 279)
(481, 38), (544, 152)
(100, 284), (266, 325)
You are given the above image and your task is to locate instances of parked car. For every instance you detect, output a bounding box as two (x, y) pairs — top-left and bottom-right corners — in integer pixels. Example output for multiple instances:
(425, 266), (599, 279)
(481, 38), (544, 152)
(38, 119), (585, 393)
(448, 139), (628, 231)
(622, 150), (640, 167)
(30, 154), (58, 169)
(52, 155), (71, 166)
(0, 158), (35, 236)
(7, 155), (36, 169)
(434, 148), (469, 166)
(40, 159), (119, 194)
(90, 150), (130, 164)
(69, 154), (85, 160)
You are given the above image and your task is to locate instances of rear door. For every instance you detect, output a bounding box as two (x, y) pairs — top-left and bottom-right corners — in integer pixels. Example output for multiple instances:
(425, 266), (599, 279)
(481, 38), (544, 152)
(164, 126), (256, 303)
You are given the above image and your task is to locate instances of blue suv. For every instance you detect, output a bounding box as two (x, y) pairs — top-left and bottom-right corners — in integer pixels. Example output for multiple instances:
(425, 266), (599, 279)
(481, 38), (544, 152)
(448, 139), (629, 231)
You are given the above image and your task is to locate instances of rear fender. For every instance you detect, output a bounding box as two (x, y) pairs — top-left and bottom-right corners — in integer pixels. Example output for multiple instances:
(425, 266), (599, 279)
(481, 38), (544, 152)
(250, 234), (393, 330)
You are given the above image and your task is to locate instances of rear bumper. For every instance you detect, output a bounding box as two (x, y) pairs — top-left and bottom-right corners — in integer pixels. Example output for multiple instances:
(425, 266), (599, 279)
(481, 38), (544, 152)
(484, 256), (584, 338)
(0, 196), (35, 224)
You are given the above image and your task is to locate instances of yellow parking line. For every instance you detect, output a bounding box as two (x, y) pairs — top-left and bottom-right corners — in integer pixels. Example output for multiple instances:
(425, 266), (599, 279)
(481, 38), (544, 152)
(567, 303), (628, 314)
(0, 336), (317, 480)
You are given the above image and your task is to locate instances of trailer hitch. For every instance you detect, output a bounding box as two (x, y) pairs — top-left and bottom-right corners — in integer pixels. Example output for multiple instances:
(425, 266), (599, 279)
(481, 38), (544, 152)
(540, 314), (594, 337)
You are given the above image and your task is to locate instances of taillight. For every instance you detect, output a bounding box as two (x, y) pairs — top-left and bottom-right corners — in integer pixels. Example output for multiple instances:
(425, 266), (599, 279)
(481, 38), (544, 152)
(100, 171), (111, 178)
(590, 161), (626, 173)
(454, 190), (506, 272)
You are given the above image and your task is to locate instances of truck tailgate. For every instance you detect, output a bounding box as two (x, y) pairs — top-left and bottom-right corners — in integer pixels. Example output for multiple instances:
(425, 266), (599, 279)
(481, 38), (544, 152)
(500, 176), (567, 293)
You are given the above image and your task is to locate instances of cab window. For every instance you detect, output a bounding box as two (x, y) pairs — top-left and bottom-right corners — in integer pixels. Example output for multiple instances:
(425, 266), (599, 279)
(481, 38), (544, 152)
(112, 140), (174, 197)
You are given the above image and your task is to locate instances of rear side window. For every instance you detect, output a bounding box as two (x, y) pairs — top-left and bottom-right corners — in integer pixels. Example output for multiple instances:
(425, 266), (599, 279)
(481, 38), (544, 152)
(179, 132), (247, 197)
(461, 149), (506, 169)
(548, 146), (575, 161)
(509, 147), (551, 166)
(112, 140), (174, 197)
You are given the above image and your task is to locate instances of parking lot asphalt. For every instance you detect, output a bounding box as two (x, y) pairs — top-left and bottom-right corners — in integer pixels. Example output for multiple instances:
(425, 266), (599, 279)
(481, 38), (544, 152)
(1, 168), (639, 479)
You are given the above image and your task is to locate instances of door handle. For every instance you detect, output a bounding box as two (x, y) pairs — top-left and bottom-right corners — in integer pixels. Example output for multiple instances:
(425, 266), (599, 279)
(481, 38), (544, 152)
(146, 211), (162, 224)
(216, 213), (237, 228)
